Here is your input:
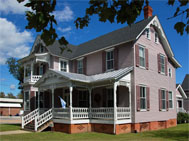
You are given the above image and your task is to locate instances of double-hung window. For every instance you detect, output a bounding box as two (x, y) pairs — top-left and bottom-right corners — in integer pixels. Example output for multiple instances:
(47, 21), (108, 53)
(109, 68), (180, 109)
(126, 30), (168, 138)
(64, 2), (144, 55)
(168, 68), (172, 77)
(169, 91), (173, 109)
(160, 55), (165, 74)
(140, 86), (146, 110)
(77, 59), (83, 74)
(24, 91), (30, 111)
(60, 60), (68, 72)
(39, 45), (44, 53)
(155, 32), (158, 43)
(146, 28), (150, 39)
(139, 47), (145, 67)
(161, 90), (166, 110)
(106, 50), (114, 71)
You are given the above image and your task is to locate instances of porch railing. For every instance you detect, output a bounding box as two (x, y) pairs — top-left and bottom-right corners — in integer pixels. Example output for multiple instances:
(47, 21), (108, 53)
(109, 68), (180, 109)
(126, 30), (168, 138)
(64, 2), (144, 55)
(24, 75), (42, 83)
(53, 108), (70, 119)
(117, 107), (131, 119)
(72, 108), (89, 119)
(91, 107), (114, 119)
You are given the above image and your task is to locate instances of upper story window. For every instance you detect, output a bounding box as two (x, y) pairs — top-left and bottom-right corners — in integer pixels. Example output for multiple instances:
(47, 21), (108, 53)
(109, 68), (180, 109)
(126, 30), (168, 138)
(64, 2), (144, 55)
(106, 50), (114, 71)
(60, 59), (68, 72)
(39, 45), (44, 53)
(160, 54), (165, 74)
(77, 59), (83, 74)
(25, 66), (31, 77)
(169, 91), (173, 109)
(161, 89), (166, 110)
(139, 46), (145, 67)
(146, 28), (150, 40)
(155, 32), (158, 43)
(168, 68), (172, 77)
(140, 86), (147, 110)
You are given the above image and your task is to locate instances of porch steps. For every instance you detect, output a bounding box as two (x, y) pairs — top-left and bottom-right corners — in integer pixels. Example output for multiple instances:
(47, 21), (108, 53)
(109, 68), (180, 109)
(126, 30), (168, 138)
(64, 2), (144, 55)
(24, 121), (35, 131)
(37, 120), (53, 132)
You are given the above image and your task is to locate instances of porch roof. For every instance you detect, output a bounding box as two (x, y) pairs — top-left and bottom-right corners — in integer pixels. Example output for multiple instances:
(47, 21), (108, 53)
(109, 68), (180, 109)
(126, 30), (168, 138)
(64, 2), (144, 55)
(34, 67), (133, 87)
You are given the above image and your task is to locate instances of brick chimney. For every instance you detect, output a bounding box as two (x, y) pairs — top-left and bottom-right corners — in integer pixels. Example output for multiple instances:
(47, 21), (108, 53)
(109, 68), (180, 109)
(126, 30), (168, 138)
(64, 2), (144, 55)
(143, 0), (153, 19)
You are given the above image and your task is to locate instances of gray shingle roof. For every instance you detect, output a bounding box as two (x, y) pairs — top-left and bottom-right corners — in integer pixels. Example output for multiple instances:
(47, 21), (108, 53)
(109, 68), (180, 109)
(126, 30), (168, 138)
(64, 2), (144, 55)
(44, 16), (155, 59)
(51, 66), (133, 83)
(182, 74), (189, 91)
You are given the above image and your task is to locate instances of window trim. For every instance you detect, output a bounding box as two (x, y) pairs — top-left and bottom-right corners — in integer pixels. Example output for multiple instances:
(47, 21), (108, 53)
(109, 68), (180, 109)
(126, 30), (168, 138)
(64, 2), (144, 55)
(24, 91), (30, 111)
(155, 32), (159, 44)
(146, 28), (151, 40)
(168, 91), (174, 109)
(106, 49), (114, 71)
(139, 46), (146, 68)
(168, 68), (172, 77)
(160, 89), (167, 110)
(59, 58), (69, 72)
(77, 59), (84, 74)
(39, 45), (44, 53)
(139, 85), (147, 111)
(160, 54), (166, 75)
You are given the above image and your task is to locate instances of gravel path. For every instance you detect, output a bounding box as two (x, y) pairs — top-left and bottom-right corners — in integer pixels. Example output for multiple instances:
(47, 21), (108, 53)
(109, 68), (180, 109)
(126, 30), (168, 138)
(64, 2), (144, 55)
(0, 130), (31, 135)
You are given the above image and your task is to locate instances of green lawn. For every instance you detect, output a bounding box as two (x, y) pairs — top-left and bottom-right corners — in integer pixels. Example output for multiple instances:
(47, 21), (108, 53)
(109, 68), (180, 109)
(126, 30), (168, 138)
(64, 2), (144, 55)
(0, 124), (21, 132)
(0, 124), (188, 141)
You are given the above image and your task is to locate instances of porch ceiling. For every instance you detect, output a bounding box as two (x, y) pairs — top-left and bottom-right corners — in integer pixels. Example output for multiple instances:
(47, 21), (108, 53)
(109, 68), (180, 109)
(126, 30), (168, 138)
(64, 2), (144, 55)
(34, 67), (133, 87)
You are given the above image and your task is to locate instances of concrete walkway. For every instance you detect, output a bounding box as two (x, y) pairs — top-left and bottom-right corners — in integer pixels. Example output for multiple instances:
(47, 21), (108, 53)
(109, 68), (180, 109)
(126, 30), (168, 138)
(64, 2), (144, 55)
(0, 130), (31, 135)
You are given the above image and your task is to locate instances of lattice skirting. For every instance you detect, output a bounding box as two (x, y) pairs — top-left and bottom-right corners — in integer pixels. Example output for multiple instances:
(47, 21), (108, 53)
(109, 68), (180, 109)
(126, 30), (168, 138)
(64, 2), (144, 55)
(52, 119), (177, 135)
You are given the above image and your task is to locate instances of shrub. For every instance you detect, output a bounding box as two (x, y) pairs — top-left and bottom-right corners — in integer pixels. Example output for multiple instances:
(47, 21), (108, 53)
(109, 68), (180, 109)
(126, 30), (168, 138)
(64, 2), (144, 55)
(177, 112), (189, 124)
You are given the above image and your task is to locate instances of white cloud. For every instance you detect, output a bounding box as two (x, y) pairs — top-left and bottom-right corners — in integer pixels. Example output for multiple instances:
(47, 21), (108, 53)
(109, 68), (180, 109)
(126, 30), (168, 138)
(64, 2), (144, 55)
(58, 26), (72, 33)
(54, 6), (74, 22)
(0, 18), (33, 64)
(10, 84), (16, 90)
(0, 0), (30, 14)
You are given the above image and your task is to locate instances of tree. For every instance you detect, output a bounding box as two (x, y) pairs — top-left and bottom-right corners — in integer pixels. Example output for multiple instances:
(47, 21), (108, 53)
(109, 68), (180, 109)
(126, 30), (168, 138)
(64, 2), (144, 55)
(6, 58), (24, 90)
(6, 93), (16, 99)
(17, 93), (23, 99)
(17, 0), (188, 47)
(0, 92), (5, 98)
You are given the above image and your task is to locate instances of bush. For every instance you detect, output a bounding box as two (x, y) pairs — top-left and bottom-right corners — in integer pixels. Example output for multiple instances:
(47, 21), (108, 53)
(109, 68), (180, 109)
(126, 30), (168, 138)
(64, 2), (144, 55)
(177, 112), (189, 124)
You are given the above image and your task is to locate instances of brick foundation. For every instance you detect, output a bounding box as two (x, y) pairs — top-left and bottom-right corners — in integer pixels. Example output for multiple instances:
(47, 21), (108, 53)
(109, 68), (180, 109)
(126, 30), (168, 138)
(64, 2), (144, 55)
(53, 119), (177, 134)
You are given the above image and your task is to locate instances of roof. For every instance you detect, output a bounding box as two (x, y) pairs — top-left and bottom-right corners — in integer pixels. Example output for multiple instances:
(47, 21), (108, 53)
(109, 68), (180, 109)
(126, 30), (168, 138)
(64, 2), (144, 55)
(35, 67), (133, 86)
(176, 84), (187, 99)
(0, 103), (21, 108)
(182, 74), (189, 91)
(0, 98), (23, 103)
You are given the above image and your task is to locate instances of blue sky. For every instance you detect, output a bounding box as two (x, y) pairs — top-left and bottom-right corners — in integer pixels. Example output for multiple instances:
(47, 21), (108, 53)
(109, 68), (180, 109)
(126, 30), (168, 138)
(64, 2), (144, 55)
(0, 0), (188, 96)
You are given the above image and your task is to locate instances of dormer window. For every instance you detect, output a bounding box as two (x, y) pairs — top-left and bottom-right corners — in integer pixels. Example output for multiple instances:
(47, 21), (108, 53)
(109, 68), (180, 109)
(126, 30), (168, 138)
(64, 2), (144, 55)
(155, 32), (158, 43)
(39, 45), (44, 53)
(146, 28), (150, 40)
(106, 49), (114, 71)
(60, 59), (68, 72)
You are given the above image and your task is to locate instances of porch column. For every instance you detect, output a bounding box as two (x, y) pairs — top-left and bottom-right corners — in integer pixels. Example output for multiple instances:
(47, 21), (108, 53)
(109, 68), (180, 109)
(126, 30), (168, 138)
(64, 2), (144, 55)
(31, 62), (33, 82)
(69, 86), (73, 121)
(128, 83), (131, 117)
(51, 88), (54, 108)
(113, 82), (118, 134)
(89, 88), (92, 118)
(38, 89), (40, 109)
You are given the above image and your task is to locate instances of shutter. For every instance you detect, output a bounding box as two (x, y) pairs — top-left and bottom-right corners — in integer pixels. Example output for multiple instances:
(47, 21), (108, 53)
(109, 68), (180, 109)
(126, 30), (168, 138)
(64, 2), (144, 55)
(114, 48), (119, 70)
(102, 88), (106, 107)
(74, 60), (77, 73)
(83, 57), (87, 75)
(166, 90), (169, 111)
(165, 57), (168, 76)
(135, 45), (139, 67)
(102, 51), (106, 72)
(145, 48), (149, 69)
(146, 87), (150, 111)
(136, 85), (140, 111)
(159, 89), (162, 111)
(158, 54), (161, 73)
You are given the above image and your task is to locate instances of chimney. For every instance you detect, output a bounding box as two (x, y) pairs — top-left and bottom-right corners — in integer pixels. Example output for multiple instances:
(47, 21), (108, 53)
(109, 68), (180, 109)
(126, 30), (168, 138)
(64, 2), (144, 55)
(143, 0), (153, 19)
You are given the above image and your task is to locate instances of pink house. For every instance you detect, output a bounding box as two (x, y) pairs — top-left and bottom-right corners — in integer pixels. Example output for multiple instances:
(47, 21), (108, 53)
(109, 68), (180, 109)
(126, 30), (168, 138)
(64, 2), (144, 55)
(19, 4), (181, 134)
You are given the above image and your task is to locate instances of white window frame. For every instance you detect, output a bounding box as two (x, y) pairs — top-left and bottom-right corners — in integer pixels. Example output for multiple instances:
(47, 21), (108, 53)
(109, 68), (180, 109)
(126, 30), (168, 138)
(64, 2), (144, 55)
(146, 28), (151, 40)
(155, 32), (159, 43)
(59, 58), (69, 72)
(24, 91), (30, 111)
(39, 45), (44, 53)
(77, 58), (83, 74)
(139, 46), (146, 68)
(139, 85), (147, 111)
(168, 91), (174, 109)
(161, 89), (166, 111)
(106, 48), (114, 71)
(168, 68), (172, 77)
(160, 54), (165, 74)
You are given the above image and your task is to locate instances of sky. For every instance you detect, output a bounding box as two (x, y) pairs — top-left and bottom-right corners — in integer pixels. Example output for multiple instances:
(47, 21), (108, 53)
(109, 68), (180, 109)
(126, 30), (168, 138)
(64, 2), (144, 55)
(0, 0), (188, 96)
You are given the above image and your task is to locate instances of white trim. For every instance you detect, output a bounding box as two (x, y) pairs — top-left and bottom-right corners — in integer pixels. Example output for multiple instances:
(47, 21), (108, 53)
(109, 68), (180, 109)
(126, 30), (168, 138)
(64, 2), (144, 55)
(176, 84), (187, 99)
(168, 68), (172, 77)
(106, 50), (114, 71)
(168, 91), (174, 109)
(155, 32), (159, 44)
(0, 103), (21, 108)
(77, 57), (84, 61)
(59, 58), (69, 72)
(145, 28), (151, 40)
(105, 47), (114, 52)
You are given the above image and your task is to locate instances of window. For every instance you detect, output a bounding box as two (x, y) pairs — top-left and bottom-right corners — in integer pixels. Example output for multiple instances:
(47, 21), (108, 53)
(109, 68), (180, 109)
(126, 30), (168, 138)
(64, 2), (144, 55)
(77, 59), (83, 74)
(106, 50), (114, 71)
(160, 55), (165, 74)
(169, 91), (173, 108)
(146, 28), (150, 39)
(60, 60), (68, 72)
(139, 47), (145, 67)
(107, 88), (113, 107)
(155, 32), (158, 43)
(161, 90), (166, 110)
(78, 90), (88, 107)
(24, 91), (30, 111)
(25, 66), (31, 77)
(168, 68), (172, 77)
(140, 86), (146, 110)
(39, 45), (44, 53)
(35, 92), (44, 108)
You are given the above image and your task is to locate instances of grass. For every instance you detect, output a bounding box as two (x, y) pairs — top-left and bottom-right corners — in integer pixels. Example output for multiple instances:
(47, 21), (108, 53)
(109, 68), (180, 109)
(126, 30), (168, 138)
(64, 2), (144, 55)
(0, 124), (21, 132)
(0, 124), (188, 141)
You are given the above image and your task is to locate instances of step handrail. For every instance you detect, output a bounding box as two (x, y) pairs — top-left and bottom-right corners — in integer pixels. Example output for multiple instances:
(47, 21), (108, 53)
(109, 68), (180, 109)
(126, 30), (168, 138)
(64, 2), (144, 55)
(35, 108), (53, 131)
(22, 108), (39, 129)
